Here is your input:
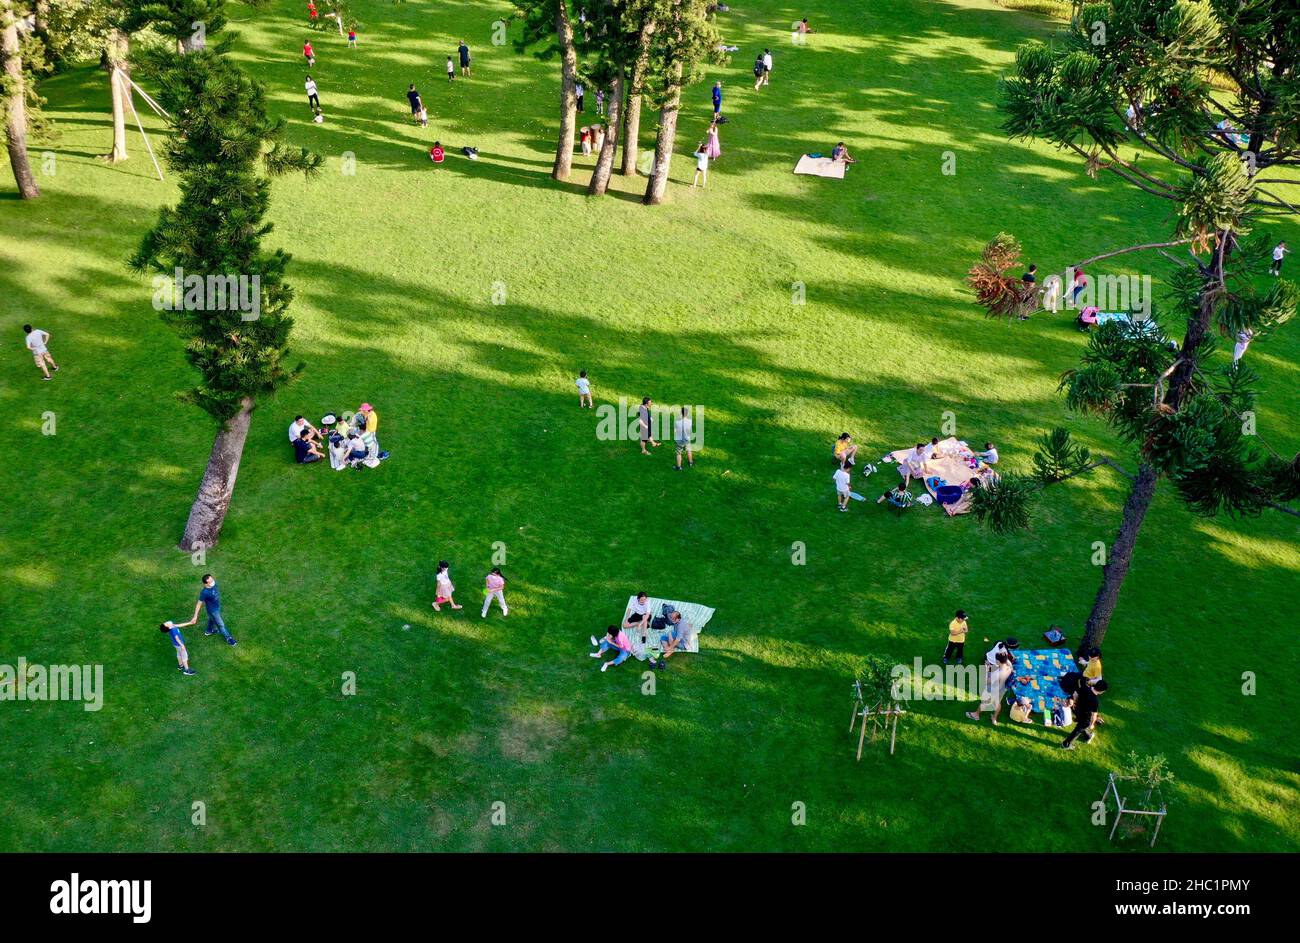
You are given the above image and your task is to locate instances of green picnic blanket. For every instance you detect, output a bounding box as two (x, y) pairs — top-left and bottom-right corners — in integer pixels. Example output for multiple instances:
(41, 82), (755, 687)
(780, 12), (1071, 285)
(622, 595), (715, 660)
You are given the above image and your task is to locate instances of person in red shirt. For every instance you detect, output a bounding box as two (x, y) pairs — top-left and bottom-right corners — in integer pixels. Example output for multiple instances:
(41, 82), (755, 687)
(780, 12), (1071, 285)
(429, 142), (445, 164)
(303, 41), (315, 66)
(307, 1), (318, 26)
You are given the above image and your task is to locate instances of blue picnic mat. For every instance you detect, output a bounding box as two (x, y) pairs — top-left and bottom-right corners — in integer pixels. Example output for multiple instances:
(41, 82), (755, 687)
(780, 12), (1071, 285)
(1006, 648), (1078, 714)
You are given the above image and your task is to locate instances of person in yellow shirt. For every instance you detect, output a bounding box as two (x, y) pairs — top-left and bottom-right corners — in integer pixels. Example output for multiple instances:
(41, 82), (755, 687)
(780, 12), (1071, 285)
(833, 432), (857, 467)
(1081, 646), (1105, 725)
(943, 609), (969, 664)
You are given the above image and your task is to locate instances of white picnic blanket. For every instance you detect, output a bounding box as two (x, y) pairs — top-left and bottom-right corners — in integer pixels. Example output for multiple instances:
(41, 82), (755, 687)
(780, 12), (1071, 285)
(793, 155), (845, 179)
(622, 595), (715, 660)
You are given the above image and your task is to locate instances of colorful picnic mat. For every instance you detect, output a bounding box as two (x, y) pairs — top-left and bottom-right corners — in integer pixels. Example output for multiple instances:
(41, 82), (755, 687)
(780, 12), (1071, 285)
(1007, 648), (1078, 714)
(885, 436), (993, 517)
(621, 596), (715, 661)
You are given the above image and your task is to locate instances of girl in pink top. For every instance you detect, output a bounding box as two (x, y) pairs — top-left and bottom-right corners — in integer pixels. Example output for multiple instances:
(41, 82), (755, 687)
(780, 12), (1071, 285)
(590, 624), (632, 671)
(481, 567), (508, 618)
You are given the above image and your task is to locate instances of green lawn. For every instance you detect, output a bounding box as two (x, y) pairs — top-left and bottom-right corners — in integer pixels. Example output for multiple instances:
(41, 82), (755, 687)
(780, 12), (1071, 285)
(2, 0), (1297, 852)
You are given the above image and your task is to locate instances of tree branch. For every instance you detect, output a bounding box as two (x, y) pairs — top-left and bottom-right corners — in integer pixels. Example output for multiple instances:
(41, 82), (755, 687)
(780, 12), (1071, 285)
(1076, 237), (1198, 268)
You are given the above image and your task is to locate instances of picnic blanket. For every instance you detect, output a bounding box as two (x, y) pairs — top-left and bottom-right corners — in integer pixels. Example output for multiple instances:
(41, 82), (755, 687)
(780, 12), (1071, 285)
(1006, 648), (1078, 715)
(793, 154), (846, 179)
(622, 595), (715, 660)
(886, 436), (988, 517)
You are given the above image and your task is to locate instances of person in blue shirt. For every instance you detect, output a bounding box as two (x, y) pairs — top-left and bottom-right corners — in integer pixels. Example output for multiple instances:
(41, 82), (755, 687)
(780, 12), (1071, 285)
(160, 622), (197, 675)
(712, 81), (722, 119)
(183, 574), (237, 646)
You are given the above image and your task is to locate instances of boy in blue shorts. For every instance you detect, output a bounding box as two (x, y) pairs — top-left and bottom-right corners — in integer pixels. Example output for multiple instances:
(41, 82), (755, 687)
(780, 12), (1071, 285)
(160, 622), (197, 675)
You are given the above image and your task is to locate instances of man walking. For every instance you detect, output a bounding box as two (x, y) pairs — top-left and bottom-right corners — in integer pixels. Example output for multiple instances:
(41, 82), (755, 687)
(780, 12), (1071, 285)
(457, 39), (471, 77)
(1062, 679), (1108, 748)
(22, 324), (59, 380)
(638, 396), (659, 455)
(185, 574), (237, 646)
(406, 84), (423, 123)
(712, 81), (722, 119)
(1271, 241), (1289, 276)
(673, 406), (695, 470)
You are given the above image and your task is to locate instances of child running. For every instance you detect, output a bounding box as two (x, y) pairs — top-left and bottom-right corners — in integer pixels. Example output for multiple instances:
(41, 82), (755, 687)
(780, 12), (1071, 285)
(590, 625), (633, 672)
(22, 324), (59, 380)
(481, 567), (508, 618)
(432, 561), (463, 611)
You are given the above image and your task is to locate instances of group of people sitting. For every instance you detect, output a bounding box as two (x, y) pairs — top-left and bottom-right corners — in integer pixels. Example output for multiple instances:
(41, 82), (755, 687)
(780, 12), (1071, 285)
(832, 433), (999, 510)
(289, 403), (389, 469)
(588, 592), (694, 672)
(967, 637), (1109, 749)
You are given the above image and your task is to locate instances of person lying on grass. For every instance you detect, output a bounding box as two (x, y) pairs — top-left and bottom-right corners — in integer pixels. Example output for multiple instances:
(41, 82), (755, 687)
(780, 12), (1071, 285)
(877, 482), (914, 508)
(590, 625), (633, 672)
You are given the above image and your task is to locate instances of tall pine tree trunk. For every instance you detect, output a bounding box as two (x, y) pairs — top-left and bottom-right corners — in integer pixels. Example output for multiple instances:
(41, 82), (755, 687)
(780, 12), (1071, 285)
(1078, 229), (1231, 653)
(552, 0), (578, 181)
(1, 4), (39, 199)
(107, 30), (130, 163)
(1078, 462), (1158, 655)
(620, 20), (654, 176)
(179, 398), (255, 551)
(588, 70), (622, 196)
(642, 63), (682, 206)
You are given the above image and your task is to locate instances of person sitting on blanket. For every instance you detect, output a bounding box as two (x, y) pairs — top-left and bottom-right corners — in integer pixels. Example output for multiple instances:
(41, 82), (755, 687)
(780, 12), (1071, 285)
(830, 141), (856, 164)
(658, 611), (693, 658)
(877, 482), (914, 508)
(346, 431), (369, 467)
(833, 432), (857, 466)
(901, 442), (928, 484)
(975, 442), (999, 468)
(589, 624), (633, 672)
(623, 591), (651, 634)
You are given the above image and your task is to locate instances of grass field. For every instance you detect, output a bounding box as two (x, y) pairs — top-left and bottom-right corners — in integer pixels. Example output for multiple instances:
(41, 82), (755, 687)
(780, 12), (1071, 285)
(2, 0), (1298, 852)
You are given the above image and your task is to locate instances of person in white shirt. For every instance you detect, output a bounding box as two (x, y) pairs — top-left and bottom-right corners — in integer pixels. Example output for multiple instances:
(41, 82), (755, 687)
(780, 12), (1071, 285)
(674, 406), (695, 470)
(966, 638), (1020, 725)
(22, 325), (59, 380)
(761, 49), (773, 85)
(288, 415), (320, 446)
(976, 442), (999, 467)
(833, 463), (851, 512)
(304, 75), (319, 111)
(901, 442), (928, 486)
(1271, 241), (1289, 276)
(623, 591), (651, 635)
(575, 369), (593, 408)
(1233, 328), (1254, 364)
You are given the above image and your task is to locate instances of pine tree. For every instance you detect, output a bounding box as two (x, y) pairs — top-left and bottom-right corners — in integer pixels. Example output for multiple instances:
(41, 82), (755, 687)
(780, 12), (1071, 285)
(126, 4), (322, 549)
(984, 0), (1300, 653)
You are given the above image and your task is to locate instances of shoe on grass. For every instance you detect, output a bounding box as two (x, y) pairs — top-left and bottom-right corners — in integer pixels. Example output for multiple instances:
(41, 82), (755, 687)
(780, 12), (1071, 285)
(182, 668), (197, 676)
(226, 636), (237, 646)
(590, 635), (599, 646)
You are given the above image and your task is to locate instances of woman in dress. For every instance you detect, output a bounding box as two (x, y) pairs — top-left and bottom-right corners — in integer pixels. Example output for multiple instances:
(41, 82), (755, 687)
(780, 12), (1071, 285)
(432, 561), (462, 611)
(705, 120), (721, 160)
